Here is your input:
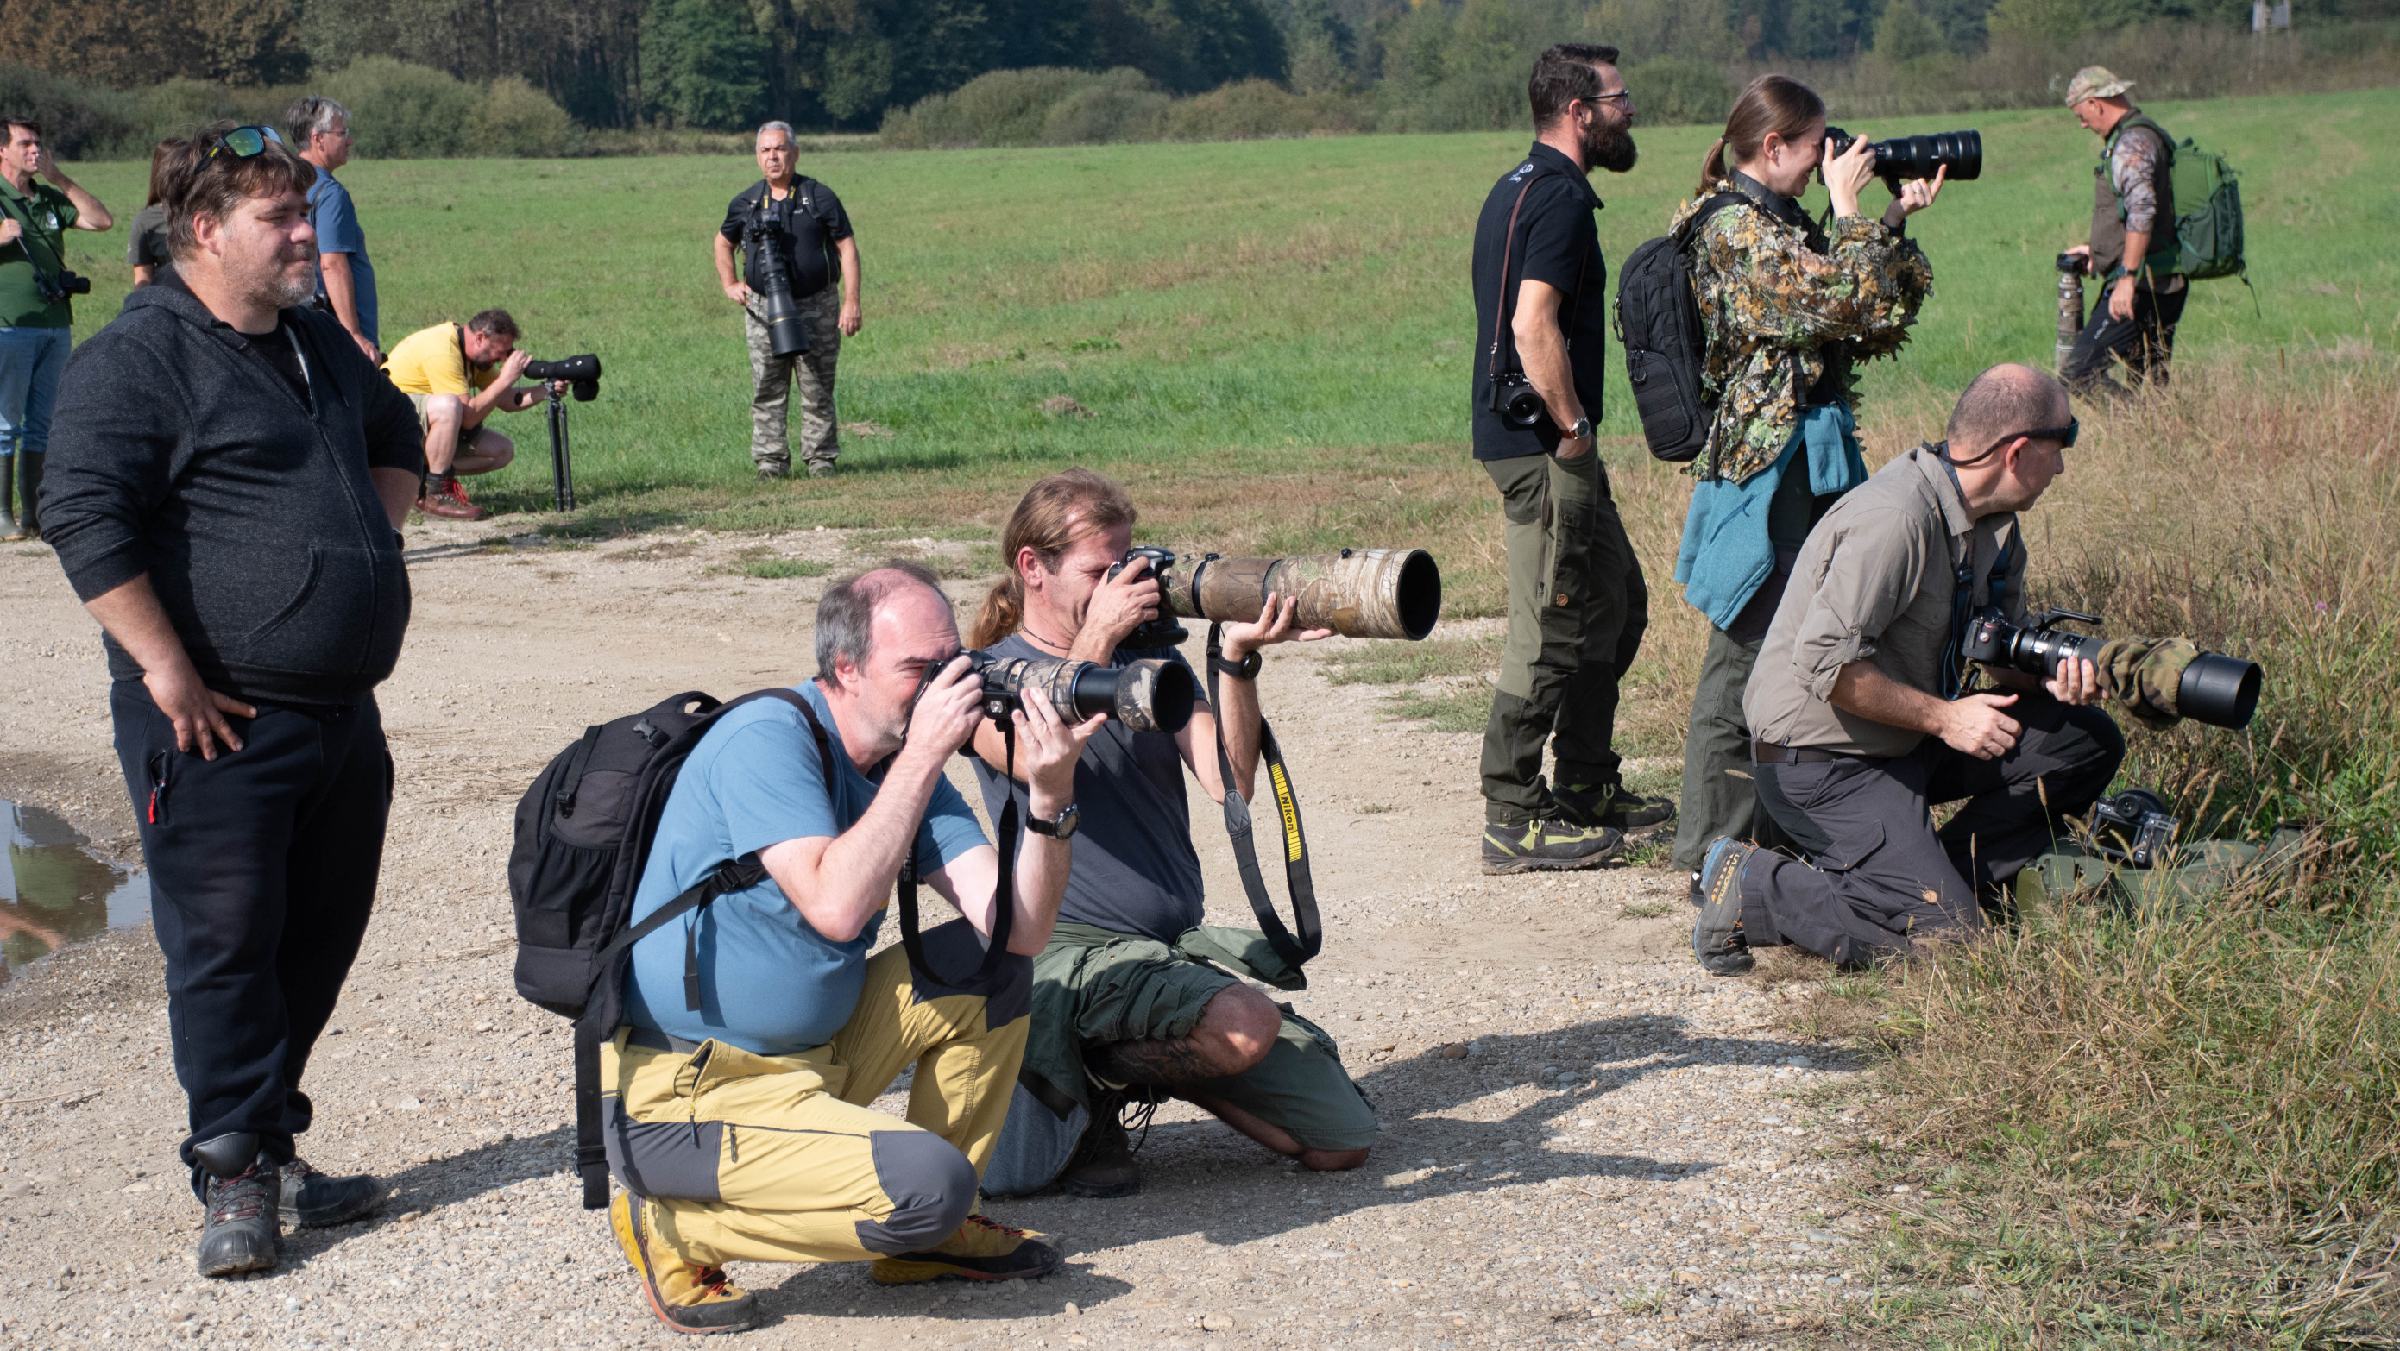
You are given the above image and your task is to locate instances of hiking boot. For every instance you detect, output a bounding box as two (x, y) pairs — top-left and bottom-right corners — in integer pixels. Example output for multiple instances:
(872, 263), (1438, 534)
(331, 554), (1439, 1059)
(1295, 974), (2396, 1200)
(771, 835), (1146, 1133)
(803, 460), (836, 479)
(609, 1190), (759, 1335)
(1692, 837), (1758, 976)
(1480, 818), (1624, 875)
(416, 475), (487, 522)
(279, 1158), (384, 1228)
(871, 1213), (1063, 1285)
(196, 1161), (281, 1278)
(1057, 1094), (1140, 1199)
(755, 461), (789, 482)
(1556, 781), (1676, 835)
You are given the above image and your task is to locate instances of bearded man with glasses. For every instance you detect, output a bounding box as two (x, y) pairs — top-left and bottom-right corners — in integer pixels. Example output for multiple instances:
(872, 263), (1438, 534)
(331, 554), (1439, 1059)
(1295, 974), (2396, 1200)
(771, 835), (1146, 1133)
(39, 123), (425, 1277)
(1689, 364), (2125, 975)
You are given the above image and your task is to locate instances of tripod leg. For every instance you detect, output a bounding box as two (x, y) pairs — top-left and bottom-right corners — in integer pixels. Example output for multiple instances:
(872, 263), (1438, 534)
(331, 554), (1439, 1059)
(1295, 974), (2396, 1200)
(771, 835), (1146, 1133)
(548, 397), (567, 512)
(559, 406), (575, 512)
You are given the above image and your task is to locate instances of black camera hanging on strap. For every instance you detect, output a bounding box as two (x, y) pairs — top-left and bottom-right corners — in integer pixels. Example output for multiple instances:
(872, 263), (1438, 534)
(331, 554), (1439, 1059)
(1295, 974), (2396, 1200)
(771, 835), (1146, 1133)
(1204, 622), (1321, 969)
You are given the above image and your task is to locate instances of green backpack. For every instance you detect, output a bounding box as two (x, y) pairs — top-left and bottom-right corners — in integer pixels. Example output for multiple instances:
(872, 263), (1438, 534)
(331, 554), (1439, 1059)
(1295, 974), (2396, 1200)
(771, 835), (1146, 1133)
(2150, 124), (2247, 282)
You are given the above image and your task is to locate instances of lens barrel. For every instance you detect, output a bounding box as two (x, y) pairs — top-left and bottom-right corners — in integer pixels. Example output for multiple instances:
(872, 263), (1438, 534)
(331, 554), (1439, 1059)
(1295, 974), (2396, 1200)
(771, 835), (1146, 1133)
(976, 654), (1196, 734)
(1163, 549), (1443, 641)
(2176, 653), (2263, 730)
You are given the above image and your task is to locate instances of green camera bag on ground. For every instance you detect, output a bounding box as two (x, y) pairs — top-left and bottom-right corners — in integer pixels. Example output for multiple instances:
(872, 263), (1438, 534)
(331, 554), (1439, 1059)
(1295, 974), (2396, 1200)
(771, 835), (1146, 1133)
(2014, 825), (2310, 916)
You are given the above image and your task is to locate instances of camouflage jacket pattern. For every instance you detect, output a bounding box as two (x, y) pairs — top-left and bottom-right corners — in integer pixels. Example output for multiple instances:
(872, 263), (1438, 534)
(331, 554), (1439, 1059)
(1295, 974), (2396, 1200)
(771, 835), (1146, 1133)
(1672, 184), (1933, 484)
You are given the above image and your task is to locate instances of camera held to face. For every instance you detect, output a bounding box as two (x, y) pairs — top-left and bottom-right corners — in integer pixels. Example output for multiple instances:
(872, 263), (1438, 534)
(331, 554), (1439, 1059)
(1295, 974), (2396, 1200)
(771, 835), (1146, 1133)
(1823, 127), (1983, 190)
(1107, 545), (1444, 648)
(913, 649), (1199, 738)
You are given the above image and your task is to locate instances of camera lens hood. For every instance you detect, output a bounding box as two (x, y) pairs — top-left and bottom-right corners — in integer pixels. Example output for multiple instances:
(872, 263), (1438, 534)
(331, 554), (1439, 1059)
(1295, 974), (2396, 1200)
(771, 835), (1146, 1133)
(2178, 652), (2262, 730)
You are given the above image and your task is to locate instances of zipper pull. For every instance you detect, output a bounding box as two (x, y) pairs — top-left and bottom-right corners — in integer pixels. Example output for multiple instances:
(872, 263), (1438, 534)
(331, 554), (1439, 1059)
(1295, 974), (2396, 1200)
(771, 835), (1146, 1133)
(147, 784), (160, 825)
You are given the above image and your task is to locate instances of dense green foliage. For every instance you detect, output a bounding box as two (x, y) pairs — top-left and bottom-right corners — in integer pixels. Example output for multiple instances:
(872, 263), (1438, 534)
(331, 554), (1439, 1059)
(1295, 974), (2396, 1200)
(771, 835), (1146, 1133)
(7, 0), (2395, 140)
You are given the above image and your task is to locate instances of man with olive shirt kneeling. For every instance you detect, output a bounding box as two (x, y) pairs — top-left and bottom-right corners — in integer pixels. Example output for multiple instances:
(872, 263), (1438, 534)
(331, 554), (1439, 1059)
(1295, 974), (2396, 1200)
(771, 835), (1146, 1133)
(601, 563), (1101, 1334)
(965, 470), (1377, 1200)
(1692, 365), (2125, 973)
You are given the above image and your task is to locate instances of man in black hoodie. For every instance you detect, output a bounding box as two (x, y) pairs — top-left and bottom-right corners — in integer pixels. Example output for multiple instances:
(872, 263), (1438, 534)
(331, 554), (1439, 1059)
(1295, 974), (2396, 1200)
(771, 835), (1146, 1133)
(40, 124), (423, 1279)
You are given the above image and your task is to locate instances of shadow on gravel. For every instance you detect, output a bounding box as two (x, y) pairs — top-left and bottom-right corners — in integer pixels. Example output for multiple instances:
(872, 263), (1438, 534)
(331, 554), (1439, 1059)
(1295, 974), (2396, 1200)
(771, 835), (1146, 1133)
(753, 1262), (1137, 1324)
(263, 1126), (576, 1273)
(997, 1017), (1855, 1250)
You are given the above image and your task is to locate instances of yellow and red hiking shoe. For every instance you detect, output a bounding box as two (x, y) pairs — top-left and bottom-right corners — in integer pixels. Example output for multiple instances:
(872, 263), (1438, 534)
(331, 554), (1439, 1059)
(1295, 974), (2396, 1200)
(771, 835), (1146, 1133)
(609, 1191), (759, 1334)
(870, 1213), (1064, 1285)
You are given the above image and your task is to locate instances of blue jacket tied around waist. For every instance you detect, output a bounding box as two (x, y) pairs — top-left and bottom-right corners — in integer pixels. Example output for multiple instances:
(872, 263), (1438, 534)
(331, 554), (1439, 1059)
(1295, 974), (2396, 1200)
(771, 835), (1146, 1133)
(1673, 403), (1866, 631)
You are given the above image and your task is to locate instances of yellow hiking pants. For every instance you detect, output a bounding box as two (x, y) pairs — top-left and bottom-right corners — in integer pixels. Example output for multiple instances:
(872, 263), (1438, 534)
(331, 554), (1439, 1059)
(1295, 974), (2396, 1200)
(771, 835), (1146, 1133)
(601, 919), (1030, 1267)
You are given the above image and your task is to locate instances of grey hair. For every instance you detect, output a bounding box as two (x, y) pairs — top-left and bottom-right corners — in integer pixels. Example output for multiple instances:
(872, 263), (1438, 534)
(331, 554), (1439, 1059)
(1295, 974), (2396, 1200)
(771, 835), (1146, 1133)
(815, 561), (949, 686)
(756, 121), (797, 148)
(283, 96), (350, 146)
(1946, 363), (2068, 452)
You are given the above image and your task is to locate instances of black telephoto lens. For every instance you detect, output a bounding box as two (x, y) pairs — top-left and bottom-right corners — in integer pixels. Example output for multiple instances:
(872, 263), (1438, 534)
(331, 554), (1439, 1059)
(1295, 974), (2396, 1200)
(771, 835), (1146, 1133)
(2176, 653), (2263, 730)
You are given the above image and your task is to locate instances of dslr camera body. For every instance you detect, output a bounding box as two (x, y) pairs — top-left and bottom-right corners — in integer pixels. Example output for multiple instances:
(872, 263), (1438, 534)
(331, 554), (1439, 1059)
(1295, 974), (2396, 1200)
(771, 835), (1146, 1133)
(2087, 787), (2178, 869)
(35, 268), (90, 304)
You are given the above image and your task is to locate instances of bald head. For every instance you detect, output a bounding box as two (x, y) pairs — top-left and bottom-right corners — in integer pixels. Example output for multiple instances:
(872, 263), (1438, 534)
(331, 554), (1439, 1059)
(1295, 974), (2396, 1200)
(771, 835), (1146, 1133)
(815, 561), (952, 686)
(1946, 363), (2069, 455)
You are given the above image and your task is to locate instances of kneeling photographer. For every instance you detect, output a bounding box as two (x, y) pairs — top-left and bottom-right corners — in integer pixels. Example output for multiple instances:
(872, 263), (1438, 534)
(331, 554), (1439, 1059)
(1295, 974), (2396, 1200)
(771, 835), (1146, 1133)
(965, 470), (1378, 1200)
(383, 308), (560, 522)
(1691, 365), (2129, 973)
(597, 564), (1098, 1333)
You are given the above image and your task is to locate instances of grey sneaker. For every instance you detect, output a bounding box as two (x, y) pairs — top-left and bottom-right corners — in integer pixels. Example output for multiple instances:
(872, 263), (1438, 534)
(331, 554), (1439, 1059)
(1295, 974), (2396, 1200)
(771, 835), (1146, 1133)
(1556, 781), (1676, 834)
(1692, 837), (1758, 975)
(280, 1158), (384, 1228)
(1481, 818), (1624, 875)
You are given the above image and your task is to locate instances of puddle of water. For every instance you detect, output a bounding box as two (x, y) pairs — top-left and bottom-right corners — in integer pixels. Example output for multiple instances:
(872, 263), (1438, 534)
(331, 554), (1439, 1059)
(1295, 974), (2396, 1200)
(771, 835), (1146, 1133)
(2, 799), (150, 985)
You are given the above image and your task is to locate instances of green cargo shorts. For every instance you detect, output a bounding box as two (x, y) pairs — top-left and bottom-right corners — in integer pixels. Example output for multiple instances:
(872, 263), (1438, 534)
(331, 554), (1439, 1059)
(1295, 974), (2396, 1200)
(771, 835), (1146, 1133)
(1044, 925), (1379, 1153)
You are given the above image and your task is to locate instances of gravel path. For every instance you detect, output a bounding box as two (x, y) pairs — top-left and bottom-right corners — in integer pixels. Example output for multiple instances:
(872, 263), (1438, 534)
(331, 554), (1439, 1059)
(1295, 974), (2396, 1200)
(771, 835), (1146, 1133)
(0, 524), (1877, 1348)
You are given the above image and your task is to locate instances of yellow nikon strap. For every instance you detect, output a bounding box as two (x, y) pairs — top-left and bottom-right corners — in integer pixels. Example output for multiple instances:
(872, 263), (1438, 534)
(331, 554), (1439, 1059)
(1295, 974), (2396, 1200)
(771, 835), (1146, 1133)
(1205, 622), (1321, 968)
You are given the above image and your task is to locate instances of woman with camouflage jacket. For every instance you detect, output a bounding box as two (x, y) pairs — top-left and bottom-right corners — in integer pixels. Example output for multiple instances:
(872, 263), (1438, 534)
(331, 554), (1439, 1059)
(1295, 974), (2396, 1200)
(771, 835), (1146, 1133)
(1667, 74), (1943, 900)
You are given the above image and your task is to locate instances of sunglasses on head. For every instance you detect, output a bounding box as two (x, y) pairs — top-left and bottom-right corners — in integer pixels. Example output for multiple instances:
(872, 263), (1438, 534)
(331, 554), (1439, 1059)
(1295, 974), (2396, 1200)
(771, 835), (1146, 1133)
(205, 125), (284, 161)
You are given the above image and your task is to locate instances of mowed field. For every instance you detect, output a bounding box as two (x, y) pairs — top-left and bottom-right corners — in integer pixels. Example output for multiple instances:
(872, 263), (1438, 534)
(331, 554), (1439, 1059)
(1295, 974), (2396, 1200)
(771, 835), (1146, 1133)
(53, 85), (2398, 535)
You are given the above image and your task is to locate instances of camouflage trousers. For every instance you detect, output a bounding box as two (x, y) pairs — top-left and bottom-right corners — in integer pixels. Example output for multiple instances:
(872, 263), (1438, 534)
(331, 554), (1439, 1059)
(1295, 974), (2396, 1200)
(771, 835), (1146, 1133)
(744, 288), (842, 474)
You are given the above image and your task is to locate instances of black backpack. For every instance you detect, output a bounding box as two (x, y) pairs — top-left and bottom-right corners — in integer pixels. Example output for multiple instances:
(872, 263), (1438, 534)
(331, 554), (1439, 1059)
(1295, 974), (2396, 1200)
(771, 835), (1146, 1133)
(507, 685), (1020, 1209)
(508, 688), (824, 1207)
(1615, 192), (1745, 465)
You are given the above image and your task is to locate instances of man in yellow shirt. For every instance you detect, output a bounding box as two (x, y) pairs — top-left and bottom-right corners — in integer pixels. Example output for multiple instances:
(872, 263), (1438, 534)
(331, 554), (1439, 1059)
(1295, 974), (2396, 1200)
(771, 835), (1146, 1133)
(383, 309), (543, 521)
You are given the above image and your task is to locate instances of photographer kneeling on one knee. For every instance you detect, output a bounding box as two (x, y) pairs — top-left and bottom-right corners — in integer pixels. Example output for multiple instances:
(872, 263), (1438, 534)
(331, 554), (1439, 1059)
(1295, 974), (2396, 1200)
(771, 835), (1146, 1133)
(383, 308), (550, 522)
(1692, 364), (2126, 973)
(600, 563), (1099, 1334)
(966, 470), (1377, 1200)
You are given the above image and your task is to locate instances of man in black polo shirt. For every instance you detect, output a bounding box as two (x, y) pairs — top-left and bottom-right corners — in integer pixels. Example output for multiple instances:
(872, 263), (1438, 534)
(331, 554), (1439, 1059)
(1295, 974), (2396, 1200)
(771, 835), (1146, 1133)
(712, 120), (861, 480)
(1470, 43), (1670, 876)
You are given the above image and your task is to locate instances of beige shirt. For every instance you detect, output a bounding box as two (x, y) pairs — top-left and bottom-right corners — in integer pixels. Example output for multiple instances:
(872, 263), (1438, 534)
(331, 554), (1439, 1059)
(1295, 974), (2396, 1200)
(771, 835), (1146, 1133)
(1745, 445), (2026, 758)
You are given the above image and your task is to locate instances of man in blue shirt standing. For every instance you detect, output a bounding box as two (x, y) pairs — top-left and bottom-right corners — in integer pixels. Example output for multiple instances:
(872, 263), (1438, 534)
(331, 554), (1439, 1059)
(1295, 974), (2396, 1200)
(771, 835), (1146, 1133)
(603, 562), (1099, 1335)
(285, 97), (378, 363)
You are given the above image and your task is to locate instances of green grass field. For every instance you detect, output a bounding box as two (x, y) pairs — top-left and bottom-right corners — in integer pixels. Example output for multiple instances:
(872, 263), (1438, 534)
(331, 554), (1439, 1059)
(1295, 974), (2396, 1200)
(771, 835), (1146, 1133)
(51, 86), (2399, 531)
(48, 86), (2400, 1344)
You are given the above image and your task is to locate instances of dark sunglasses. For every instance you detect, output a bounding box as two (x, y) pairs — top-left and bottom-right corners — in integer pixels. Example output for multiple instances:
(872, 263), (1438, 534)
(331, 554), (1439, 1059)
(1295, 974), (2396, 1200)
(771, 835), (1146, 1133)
(2002, 418), (2079, 451)
(205, 125), (284, 161)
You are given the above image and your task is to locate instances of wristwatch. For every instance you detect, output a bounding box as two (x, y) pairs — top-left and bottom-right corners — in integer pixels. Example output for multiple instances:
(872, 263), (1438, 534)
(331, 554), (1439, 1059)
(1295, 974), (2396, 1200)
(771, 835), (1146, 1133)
(1565, 415), (1595, 442)
(1210, 649), (1264, 681)
(1026, 802), (1081, 840)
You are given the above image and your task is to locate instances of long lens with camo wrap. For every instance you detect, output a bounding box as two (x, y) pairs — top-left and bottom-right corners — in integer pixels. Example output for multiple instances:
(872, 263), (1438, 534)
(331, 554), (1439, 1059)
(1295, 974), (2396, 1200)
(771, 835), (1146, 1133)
(1959, 606), (2261, 730)
(1109, 547), (1443, 648)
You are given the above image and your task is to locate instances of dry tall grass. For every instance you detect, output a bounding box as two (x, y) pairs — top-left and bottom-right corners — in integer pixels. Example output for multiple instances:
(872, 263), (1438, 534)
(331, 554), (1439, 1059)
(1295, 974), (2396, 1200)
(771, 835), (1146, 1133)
(1816, 355), (2400, 1344)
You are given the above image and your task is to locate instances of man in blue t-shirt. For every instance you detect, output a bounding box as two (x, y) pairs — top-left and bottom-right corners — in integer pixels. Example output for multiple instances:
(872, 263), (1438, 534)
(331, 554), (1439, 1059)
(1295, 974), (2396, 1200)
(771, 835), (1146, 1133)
(285, 97), (379, 362)
(602, 562), (1098, 1335)
(965, 470), (1378, 1202)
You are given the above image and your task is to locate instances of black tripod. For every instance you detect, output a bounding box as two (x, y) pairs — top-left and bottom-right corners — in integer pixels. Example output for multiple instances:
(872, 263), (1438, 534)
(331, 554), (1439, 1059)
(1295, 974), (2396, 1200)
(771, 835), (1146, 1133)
(546, 386), (576, 512)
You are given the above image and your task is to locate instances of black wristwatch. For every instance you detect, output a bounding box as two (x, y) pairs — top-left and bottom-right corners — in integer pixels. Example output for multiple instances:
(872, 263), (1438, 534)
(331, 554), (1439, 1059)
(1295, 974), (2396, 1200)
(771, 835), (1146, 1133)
(1026, 803), (1081, 840)
(1210, 649), (1264, 681)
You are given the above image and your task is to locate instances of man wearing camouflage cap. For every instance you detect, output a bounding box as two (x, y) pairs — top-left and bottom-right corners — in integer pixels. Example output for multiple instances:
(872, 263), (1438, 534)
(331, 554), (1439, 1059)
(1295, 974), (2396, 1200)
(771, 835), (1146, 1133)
(2059, 66), (2186, 400)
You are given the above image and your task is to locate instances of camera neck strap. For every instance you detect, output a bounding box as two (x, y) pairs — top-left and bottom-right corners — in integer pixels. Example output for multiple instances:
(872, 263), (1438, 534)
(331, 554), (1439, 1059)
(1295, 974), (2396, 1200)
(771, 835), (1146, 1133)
(897, 719), (1018, 986)
(1204, 623), (1321, 969)
(1485, 166), (1586, 386)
